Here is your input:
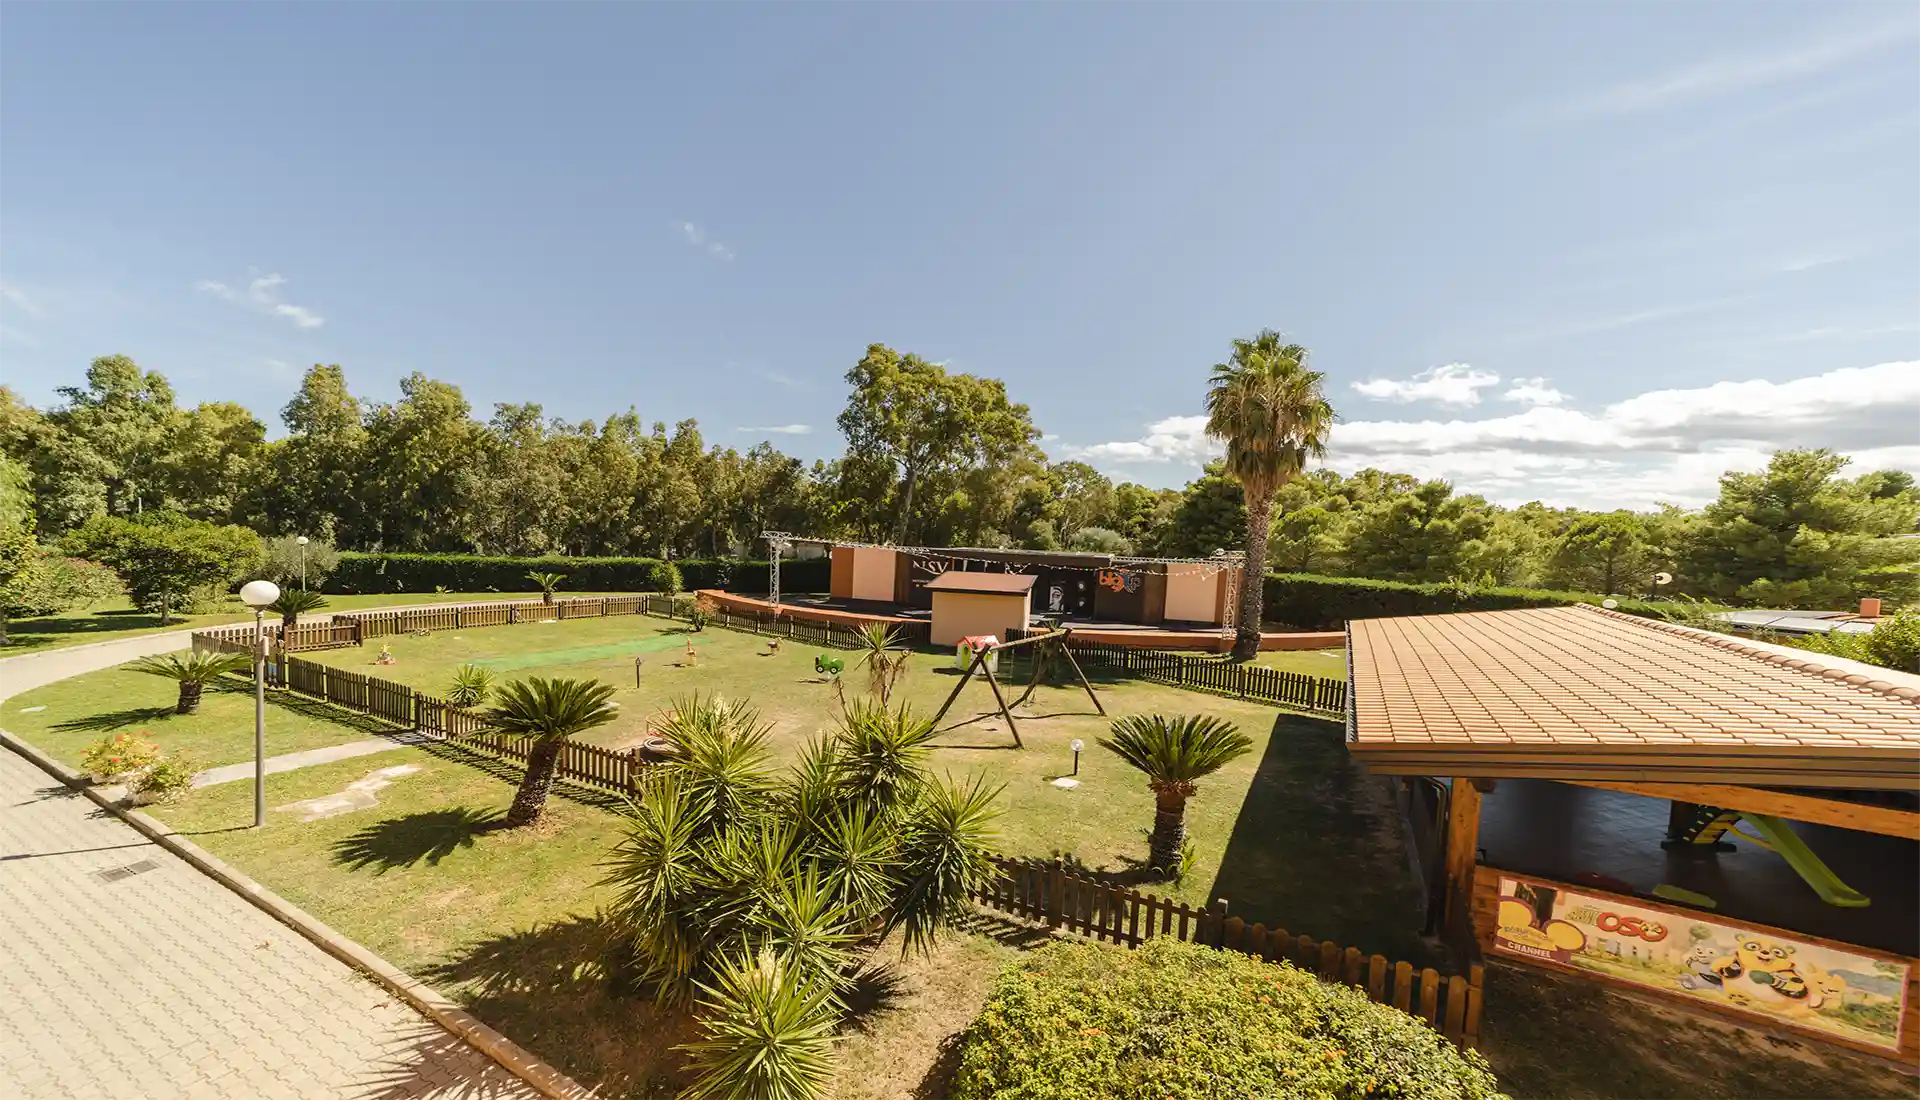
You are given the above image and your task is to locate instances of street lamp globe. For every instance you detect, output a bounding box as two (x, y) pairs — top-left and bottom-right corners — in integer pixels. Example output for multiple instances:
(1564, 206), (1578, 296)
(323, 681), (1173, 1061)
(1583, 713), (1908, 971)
(240, 580), (281, 609)
(296, 535), (309, 546)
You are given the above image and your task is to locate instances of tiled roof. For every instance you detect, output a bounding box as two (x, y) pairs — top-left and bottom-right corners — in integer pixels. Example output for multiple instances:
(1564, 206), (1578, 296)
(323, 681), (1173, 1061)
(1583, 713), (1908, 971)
(1346, 605), (1920, 788)
(924, 571), (1038, 594)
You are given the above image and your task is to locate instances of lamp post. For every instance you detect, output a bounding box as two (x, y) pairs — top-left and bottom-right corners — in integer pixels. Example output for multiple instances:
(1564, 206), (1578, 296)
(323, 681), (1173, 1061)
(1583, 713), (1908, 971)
(296, 535), (310, 590)
(1070, 739), (1084, 777)
(239, 579), (281, 828)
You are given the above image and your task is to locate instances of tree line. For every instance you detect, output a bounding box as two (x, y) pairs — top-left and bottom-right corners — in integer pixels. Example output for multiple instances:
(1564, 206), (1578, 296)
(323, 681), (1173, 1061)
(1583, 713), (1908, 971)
(3, 341), (1915, 628)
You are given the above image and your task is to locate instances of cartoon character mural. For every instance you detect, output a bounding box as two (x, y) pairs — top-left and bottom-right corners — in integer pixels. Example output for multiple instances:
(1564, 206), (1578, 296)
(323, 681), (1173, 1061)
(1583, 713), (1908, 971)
(1490, 875), (1909, 1051)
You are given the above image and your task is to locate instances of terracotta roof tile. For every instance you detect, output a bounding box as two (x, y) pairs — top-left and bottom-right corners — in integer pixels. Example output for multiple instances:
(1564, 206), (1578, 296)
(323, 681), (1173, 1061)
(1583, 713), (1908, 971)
(1348, 605), (1920, 764)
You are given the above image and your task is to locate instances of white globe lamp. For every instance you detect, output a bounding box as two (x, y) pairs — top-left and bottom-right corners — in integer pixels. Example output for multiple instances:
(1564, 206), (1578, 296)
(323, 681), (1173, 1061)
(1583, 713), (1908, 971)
(239, 579), (280, 828)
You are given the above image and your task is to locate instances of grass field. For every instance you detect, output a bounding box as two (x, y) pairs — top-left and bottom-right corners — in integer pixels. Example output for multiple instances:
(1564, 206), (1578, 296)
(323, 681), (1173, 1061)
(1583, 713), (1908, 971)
(1, 591), (629, 654)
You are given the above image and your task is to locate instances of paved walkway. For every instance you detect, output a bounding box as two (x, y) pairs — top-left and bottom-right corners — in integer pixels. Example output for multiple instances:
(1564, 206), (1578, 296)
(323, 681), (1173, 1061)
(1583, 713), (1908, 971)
(193, 737), (420, 788)
(0, 620), (550, 1100)
(0, 748), (542, 1100)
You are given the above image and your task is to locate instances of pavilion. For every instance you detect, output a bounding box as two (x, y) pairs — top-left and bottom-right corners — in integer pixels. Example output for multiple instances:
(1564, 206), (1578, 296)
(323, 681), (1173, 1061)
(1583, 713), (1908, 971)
(1347, 603), (1919, 1063)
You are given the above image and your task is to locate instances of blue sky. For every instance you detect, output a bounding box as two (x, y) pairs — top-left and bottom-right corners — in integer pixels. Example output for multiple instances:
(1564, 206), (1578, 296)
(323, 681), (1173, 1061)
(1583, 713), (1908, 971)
(3, 3), (1916, 509)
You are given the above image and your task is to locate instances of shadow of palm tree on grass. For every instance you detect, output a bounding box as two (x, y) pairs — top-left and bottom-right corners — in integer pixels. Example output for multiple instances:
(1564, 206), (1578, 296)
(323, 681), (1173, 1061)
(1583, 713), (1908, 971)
(332, 807), (503, 873)
(49, 706), (177, 734)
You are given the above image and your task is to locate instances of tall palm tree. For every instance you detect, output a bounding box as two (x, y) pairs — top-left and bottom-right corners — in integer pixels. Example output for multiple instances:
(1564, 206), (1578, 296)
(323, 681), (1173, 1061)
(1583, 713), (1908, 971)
(132, 650), (253, 714)
(1203, 330), (1335, 660)
(1100, 714), (1252, 875)
(850, 622), (908, 703)
(484, 676), (619, 827)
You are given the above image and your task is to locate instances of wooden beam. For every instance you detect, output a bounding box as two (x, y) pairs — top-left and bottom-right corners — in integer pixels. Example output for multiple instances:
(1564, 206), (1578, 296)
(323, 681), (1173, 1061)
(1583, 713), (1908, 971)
(1566, 779), (1920, 841)
(1442, 778), (1482, 942)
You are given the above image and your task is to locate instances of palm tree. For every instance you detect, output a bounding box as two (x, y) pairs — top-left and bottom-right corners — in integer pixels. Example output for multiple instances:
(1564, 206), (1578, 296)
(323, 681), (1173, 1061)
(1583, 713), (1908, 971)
(484, 677), (619, 827)
(1099, 714), (1252, 875)
(268, 587), (329, 630)
(850, 622), (908, 703)
(446, 663), (495, 708)
(526, 571), (565, 605)
(1203, 330), (1335, 660)
(132, 650), (253, 714)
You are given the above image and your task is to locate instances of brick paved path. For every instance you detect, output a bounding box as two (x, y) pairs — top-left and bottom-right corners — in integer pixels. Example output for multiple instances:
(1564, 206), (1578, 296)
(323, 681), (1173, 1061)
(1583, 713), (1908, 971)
(0, 748), (541, 1100)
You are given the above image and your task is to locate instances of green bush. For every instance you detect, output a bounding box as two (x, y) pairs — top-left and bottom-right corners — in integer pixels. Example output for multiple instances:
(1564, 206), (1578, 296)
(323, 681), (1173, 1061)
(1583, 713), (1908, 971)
(952, 939), (1502, 1100)
(1790, 611), (1920, 673)
(648, 560), (683, 597)
(324, 553), (829, 597)
(1262, 572), (1666, 630)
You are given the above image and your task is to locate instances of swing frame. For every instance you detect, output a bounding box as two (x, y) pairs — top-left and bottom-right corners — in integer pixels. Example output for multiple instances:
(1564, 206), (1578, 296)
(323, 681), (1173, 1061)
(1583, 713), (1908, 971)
(930, 627), (1105, 747)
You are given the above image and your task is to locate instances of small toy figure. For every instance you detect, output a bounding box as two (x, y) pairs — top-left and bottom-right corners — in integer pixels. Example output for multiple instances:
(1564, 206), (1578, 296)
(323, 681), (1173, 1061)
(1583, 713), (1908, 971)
(375, 644), (396, 666)
(765, 637), (782, 654)
(680, 638), (699, 667)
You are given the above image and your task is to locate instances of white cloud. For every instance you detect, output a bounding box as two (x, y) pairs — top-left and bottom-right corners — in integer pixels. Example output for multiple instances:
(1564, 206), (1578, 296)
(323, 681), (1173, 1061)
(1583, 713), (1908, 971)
(1501, 377), (1568, 407)
(1531, 17), (1919, 122)
(759, 369), (802, 389)
(0, 282), (42, 316)
(1352, 363), (1500, 406)
(1072, 361), (1920, 509)
(196, 272), (325, 329)
(737, 424), (813, 436)
(681, 221), (734, 261)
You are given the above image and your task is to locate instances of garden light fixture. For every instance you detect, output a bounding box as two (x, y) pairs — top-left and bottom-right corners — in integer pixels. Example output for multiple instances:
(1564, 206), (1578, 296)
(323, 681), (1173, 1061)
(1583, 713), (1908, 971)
(240, 579), (281, 828)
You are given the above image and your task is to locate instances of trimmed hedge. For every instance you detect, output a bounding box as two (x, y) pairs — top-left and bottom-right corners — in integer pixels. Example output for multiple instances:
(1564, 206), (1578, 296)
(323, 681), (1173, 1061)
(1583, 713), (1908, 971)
(1263, 572), (1666, 630)
(951, 938), (1503, 1100)
(325, 552), (830, 597)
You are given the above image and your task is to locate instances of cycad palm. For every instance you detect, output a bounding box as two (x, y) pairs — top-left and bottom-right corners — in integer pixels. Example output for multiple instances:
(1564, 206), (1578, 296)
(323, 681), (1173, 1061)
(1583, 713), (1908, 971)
(525, 570), (565, 605)
(268, 587), (328, 629)
(1203, 330), (1334, 660)
(483, 677), (619, 827)
(1100, 714), (1252, 874)
(132, 650), (252, 714)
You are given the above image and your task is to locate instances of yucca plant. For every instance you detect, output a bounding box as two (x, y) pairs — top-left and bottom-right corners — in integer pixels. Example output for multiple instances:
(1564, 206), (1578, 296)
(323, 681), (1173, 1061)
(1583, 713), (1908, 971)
(886, 773), (1005, 954)
(1100, 714), (1253, 874)
(526, 570), (566, 605)
(268, 587), (329, 629)
(677, 949), (841, 1100)
(655, 695), (777, 836)
(446, 664), (495, 708)
(483, 677), (619, 827)
(833, 698), (935, 820)
(850, 622), (909, 703)
(132, 650), (253, 714)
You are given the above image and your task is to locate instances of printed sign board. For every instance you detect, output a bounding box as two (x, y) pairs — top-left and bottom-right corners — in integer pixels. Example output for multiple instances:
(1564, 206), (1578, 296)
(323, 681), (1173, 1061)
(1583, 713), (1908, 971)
(1493, 876), (1909, 1051)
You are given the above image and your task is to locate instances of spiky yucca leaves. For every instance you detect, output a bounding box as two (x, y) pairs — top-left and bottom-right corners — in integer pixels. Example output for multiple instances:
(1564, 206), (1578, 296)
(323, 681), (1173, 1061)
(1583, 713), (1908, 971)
(656, 694), (777, 836)
(833, 698), (936, 820)
(1100, 714), (1253, 874)
(850, 621), (909, 703)
(602, 777), (716, 1005)
(887, 774), (1005, 955)
(484, 677), (619, 828)
(677, 949), (841, 1100)
(132, 650), (252, 714)
(267, 587), (328, 628)
(446, 663), (495, 708)
(812, 804), (899, 927)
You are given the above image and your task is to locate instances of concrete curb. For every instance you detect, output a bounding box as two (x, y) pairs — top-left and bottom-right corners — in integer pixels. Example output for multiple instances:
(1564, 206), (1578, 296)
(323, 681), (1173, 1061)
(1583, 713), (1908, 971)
(0, 728), (597, 1100)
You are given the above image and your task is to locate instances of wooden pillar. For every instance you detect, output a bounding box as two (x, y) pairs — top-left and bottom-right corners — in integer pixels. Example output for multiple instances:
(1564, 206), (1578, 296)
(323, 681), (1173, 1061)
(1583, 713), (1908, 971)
(1442, 777), (1482, 942)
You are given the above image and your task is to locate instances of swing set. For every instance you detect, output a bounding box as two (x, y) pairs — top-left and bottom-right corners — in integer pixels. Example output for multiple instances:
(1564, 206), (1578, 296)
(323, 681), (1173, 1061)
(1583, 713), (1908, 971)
(930, 628), (1105, 748)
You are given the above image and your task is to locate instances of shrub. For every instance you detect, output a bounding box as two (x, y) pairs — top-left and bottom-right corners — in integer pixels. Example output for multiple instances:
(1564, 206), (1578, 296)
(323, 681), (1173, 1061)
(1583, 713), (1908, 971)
(130, 754), (200, 804)
(1791, 611), (1920, 673)
(1066, 526), (1133, 554)
(648, 561), (684, 597)
(447, 664), (495, 708)
(951, 938), (1503, 1100)
(1262, 572), (1668, 630)
(80, 731), (161, 779)
(324, 552), (829, 597)
(5, 553), (125, 616)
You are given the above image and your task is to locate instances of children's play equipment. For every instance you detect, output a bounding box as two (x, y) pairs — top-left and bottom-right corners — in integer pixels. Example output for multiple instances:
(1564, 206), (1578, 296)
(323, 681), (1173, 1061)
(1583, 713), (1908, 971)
(1666, 803), (1872, 908)
(814, 653), (845, 678)
(930, 627), (1104, 748)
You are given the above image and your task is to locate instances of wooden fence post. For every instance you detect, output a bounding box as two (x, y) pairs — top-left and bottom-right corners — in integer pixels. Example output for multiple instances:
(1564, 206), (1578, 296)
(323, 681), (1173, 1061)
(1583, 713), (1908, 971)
(1208, 899), (1229, 947)
(1046, 859), (1065, 930)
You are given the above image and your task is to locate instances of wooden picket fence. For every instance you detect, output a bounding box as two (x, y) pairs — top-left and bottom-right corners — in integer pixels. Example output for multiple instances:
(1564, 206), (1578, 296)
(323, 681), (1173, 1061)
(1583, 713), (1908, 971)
(1067, 640), (1347, 716)
(969, 856), (1482, 1049)
(247, 650), (652, 797)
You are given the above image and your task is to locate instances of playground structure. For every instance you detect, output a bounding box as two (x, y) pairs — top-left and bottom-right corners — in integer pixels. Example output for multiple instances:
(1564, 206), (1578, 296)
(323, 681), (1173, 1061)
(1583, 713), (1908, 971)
(930, 628), (1105, 748)
(1347, 604), (1920, 1063)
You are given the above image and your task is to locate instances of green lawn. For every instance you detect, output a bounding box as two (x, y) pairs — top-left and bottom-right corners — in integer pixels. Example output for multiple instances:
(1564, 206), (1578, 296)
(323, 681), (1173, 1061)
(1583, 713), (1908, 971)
(0, 591), (630, 654)
(1248, 646), (1347, 676)
(300, 615), (1411, 942)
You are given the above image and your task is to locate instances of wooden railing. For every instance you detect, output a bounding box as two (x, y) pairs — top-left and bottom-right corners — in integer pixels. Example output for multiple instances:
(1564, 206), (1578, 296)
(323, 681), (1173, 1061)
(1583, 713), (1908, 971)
(969, 856), (1482, 1049)
(1066, 640), (1347, 716)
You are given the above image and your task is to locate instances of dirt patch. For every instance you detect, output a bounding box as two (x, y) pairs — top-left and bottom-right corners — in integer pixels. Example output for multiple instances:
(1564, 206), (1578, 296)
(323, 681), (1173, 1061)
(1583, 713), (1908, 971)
(831, 932), (1017, 1100)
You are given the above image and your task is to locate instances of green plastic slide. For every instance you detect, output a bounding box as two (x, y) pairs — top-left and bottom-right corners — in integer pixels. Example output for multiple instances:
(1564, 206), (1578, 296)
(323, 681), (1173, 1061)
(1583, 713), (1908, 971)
(1737, 813), (1872, 908)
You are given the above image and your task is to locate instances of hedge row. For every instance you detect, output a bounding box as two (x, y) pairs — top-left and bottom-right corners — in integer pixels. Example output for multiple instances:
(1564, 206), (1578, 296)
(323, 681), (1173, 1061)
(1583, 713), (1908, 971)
(326, 552), (831, 597)
(1262, 571), (1666, 630)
